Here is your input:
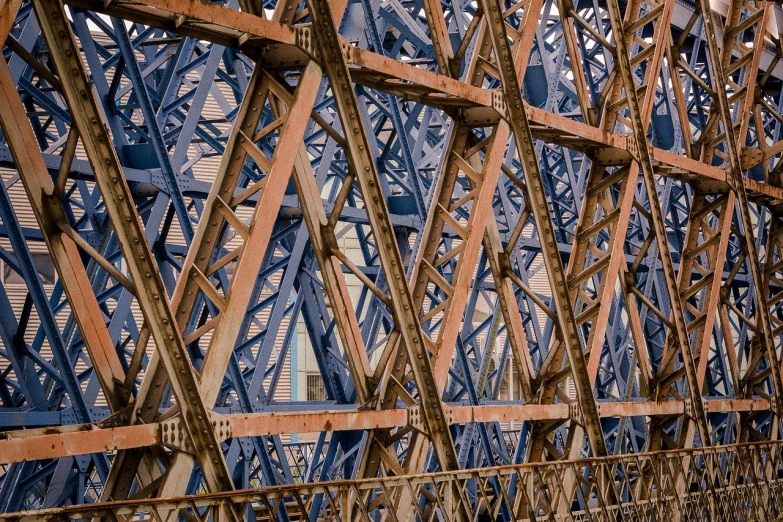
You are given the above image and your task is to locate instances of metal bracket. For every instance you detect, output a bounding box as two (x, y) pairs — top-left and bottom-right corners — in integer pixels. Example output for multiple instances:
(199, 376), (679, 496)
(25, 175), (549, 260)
(771, 396), (782, 417)
(296, 25), (318, 59)
(683, 398), (709, 419)
(407, 404), (427, 434)
(443, 404), (453, 426)
(627, 136), (640, 162)
(684, 398), (694, 419)
(406, 403), (453, 434)
(160, 412), (232, 454)
(491, 90), (508, 120)
(740, 146), (763, 170)
(569, 402), (584, 426)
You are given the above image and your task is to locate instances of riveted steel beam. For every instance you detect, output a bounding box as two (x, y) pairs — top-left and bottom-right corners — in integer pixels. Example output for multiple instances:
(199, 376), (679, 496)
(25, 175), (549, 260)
(0, 398), (773, 464)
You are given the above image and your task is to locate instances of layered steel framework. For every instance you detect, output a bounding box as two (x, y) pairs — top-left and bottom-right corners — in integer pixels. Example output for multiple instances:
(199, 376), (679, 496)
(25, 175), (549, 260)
(2, 0), (783, 517)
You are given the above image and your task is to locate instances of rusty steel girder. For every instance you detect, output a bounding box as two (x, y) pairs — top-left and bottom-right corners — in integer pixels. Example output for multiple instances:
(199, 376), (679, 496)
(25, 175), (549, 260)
(2, 0), (783, 517)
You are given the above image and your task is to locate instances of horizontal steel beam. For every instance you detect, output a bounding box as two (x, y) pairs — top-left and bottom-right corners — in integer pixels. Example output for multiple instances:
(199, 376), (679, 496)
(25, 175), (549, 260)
(60, 0), (783, 206)
(0, 398), (769, 465)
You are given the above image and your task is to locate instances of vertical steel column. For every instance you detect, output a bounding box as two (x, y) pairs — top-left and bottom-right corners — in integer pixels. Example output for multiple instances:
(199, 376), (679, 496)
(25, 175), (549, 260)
(602, 0), (712, 446)
(538, 0), (678, 468)
(303, 0), (460, 475)
(353, 2), (544, 515)
(30, 0), (237, 508)
(477, 0), (608, 458)
(695, 0), (783, 440)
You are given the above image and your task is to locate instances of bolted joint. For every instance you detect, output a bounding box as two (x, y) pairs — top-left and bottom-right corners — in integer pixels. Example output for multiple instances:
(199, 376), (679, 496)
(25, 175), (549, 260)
(740, 146), (763, 171)
(160, 417), (194, 454)
(627, 136), (640, 162)
(684, 398), (696, 419)
(407, 404), (428, 434)
(771, 396), (782, 417)
(160, 412), (232, 454)
(491, 90), (508, 120)
(569, 402), (585, 426)
(295, 25), (318, 59)
(442, 403), (454, 426)
(211, 412), (233, 443)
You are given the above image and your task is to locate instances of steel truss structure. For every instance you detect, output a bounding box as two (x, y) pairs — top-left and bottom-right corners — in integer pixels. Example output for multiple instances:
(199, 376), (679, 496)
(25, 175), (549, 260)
(2, 0), (783, 517)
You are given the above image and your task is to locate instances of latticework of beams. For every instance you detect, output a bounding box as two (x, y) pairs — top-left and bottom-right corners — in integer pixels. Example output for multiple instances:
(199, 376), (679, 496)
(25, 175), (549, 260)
(2, 0), (783, 517)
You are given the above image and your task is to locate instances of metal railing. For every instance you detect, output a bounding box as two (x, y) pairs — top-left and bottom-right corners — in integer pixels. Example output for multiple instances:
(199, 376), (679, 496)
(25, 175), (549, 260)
(2, 441), (782, 521)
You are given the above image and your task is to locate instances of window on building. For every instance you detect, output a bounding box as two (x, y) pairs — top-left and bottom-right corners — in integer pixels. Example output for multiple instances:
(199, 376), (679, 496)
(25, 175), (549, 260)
(306, 373), (326, 401)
